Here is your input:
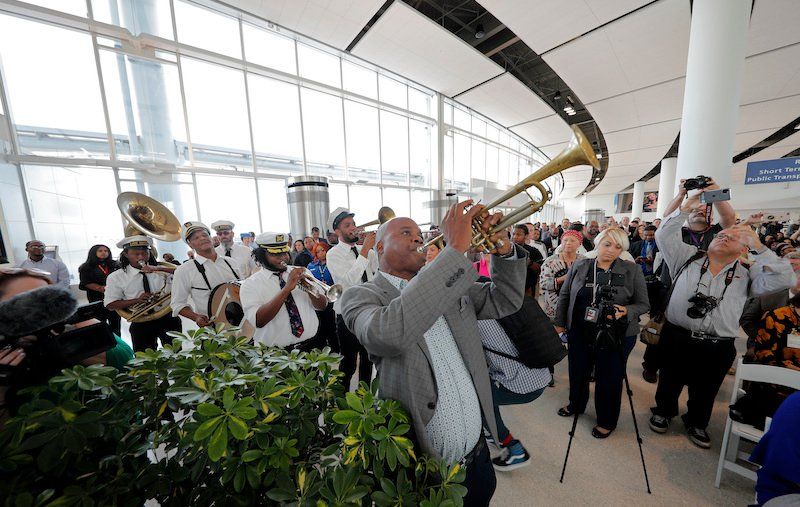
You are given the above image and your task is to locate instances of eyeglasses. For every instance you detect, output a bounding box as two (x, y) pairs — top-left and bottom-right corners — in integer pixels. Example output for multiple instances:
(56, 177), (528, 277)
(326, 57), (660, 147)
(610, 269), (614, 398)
(714, 233), (744, 245)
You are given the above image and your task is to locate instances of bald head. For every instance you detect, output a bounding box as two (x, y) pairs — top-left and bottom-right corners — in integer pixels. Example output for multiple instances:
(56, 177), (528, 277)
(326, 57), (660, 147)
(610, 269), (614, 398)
(376, 217), (426, 280)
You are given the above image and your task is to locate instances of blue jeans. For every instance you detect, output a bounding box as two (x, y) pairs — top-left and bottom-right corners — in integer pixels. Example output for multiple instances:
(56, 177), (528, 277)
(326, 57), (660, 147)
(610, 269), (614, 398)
(491, 382), (546, 441)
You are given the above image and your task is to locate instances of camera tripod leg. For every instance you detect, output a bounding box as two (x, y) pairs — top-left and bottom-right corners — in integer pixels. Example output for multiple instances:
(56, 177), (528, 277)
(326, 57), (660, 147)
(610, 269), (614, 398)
(559, 409), (581, 483)
(622, 369), (652, 494)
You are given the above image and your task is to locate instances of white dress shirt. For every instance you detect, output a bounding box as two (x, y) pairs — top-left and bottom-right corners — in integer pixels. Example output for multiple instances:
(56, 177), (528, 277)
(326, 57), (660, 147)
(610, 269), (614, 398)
(327, 241), (379, 313)
(240, 266), (319, 348)
(170, 252), (244, 317)
(658, 209), (795, 337)
(18, 257), (70, 288)
(104, 265), (172, 307)
(381, 272), (482, 464)
(215, 242), (255, 278)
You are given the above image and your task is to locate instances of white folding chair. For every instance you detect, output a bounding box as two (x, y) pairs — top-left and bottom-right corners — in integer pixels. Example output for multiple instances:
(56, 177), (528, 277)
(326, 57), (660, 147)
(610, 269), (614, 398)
(715, 358), (800, 487)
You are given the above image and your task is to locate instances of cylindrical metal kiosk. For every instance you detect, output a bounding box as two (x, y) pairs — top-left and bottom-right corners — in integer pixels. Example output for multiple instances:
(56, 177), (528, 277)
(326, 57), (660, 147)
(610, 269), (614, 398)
(286, 176), (330, 241)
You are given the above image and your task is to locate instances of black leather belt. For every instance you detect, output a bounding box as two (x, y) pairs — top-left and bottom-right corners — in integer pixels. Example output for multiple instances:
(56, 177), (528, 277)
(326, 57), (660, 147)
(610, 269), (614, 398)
(459, 437), (486, 470)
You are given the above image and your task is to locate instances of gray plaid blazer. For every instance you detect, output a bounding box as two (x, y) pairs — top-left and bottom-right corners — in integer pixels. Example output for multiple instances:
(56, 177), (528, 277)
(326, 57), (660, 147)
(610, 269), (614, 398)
(340, 246), (526, 460)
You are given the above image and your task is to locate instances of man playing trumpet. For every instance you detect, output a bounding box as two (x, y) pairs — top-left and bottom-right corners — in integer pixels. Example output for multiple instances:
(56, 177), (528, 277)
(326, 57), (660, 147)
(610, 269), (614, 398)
(240, 232), (328, 351)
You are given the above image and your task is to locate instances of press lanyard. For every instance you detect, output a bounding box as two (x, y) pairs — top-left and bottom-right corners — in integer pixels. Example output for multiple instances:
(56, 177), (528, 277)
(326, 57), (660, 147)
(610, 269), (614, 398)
(694, 257), (738, 304)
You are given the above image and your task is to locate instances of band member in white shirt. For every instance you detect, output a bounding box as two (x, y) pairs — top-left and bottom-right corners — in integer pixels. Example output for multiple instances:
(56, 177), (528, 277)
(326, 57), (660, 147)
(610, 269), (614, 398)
(212, 220), (255, 277)
(104, 235), (181, 351)
(171, 222), (244, 328)
(240, 233), (327, 350)
(326, 207), (379, 390)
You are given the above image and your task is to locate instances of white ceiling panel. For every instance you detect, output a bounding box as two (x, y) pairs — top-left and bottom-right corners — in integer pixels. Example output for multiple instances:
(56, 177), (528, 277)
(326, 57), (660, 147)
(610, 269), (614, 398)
(542, 0), (690, 104)
(736, 94), (800, 134)
(476, 0), (650, 54)
(240, 0), (384, 50)
(591, 167), (652, 194)
(540, 142), (569, 159)
(456, 73), (555, 128)
(351, 1), (503, 96)
(746, 0), (800, 56)
(603, 119), (681, 154)
(607, 145), (672, 166)
(731, 130), (800, 181)
(740, 44), (800, 105)
(586, 78), (685, 133)
(734, 129), (775, 152)
(511, 114), (574, 148)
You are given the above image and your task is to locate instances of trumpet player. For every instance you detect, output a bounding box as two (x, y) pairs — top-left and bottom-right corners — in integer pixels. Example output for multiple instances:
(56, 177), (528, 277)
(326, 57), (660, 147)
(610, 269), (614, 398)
(326, 207), (379, 390)
(104, 235), (181, 352)
(240, 233), (327, 350)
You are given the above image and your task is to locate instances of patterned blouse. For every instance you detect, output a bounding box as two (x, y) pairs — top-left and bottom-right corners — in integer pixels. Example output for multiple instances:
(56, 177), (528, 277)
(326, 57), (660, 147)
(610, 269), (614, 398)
(540, 252), (584, 320)
(753, 305), (800, 370)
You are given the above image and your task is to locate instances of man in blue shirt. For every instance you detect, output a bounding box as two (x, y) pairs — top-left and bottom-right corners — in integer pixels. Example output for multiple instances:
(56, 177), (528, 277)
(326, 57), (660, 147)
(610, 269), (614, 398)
(629, 225), (659, 276)
(17, 240), (70, 288)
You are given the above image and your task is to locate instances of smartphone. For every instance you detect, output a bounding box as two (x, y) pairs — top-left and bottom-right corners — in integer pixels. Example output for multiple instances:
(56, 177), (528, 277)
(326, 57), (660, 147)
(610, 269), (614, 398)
(700, 188), (731, 204)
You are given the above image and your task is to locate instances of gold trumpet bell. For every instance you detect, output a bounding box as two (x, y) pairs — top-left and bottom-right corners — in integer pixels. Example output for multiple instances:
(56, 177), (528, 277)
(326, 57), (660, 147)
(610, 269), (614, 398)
(117, 192), (183, 241)
(356, 206), (396, 229)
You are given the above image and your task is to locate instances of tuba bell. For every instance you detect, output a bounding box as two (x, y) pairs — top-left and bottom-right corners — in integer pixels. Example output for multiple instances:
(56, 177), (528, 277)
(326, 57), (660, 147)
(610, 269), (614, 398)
(115, 192), (182, 323)
(423, 125), (600, 253)
(356, 206), (396, 230)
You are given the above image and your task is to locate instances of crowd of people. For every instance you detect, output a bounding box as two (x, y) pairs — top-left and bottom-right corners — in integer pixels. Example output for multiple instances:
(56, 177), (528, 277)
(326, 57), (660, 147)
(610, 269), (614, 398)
(2, 177), (800, 506)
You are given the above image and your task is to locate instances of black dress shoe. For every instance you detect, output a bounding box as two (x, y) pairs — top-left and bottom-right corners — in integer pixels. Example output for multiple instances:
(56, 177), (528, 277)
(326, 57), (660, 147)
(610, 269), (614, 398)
(591, 426), (613, 439)
(557, 406), (574, 417)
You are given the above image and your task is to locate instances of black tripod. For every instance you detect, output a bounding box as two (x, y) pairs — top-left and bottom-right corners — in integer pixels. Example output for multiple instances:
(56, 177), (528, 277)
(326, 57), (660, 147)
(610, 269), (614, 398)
(559, 324), (652, 494)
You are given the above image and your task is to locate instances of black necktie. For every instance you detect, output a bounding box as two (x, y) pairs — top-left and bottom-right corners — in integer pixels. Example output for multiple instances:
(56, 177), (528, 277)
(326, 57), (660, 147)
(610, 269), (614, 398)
(225, 248), (231, 257)
(351, 246), (368, 282)
(141, 271), (151, 293)
(276, 272), (304, 337)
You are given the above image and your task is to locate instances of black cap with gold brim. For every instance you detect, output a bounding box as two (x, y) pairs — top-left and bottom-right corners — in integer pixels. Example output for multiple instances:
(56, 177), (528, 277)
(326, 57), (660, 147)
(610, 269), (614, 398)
(256, 232), (291, 254)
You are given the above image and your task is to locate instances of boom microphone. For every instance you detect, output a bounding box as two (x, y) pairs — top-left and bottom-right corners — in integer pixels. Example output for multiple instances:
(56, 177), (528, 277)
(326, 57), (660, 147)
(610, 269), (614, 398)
(0, 285), (78, 339)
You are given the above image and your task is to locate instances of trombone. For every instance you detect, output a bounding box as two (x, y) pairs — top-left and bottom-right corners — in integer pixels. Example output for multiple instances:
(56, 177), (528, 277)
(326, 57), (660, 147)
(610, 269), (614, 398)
(423, 125), (600, 254)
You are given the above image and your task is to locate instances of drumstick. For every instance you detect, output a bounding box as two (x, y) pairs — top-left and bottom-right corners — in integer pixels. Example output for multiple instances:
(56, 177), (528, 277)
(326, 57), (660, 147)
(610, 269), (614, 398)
(210, 287), (231, 323)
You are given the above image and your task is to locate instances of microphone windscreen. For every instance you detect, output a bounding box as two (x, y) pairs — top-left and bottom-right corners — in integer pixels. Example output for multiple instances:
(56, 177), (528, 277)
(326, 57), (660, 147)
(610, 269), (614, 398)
(0, 285), (78, 338)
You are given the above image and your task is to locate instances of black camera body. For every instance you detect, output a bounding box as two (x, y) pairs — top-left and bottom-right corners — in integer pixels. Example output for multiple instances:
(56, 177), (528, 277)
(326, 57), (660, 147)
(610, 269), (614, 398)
(0, 302), (116, 387)
(683, 175), (712, 191)
(592, 271), (626, 333)
(686, 292), (718, 319)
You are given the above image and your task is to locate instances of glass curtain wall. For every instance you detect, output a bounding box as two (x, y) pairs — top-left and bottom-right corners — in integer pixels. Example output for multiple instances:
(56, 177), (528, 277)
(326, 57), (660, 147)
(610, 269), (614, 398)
(0, 0), (552, 278)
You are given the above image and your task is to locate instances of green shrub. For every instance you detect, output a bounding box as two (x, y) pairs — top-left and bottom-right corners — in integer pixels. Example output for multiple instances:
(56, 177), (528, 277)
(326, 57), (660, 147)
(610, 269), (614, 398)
(0, 327), (465, 506)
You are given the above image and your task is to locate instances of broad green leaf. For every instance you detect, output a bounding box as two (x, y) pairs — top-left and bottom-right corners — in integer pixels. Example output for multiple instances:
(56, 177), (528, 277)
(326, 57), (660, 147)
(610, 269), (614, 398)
(241, 449), (261, 463)
(196, 403), (223, 417)
(208, 423), (228, 462)
(194, 416), (223, 441)
(227, 415), (248, 440)
(222, 388), (235, 410)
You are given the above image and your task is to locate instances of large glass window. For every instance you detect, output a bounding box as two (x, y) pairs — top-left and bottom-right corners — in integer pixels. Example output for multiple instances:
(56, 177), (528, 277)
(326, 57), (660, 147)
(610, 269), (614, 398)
(452, 133), (470, 192)
(342, 61), (377, 99)
(409, 120), (432, 188)
(242, 23), (296, 75)
(344, 101), (380, 183)
(379, 75), (407, 109)
(248, 74), (304, 174)
(328, 183), (349, 213)
(174, 1), (241, 58)
(297, 44), (341, 88)
(99, 51), (188, 165)
(25, 0), (87, 17)
(380, 111), (409, 185)
(0, 15), (108, 157)
(348, 186), (381, 226)
(382, 187), (410, 218)
(300, 88), (345, 178)
(410, 190), (432, 226)
(92, 0), (174, 39)
(181, 58), (252, 166)
(22, 165), (119, 280)
(257, 178), (290, 233)
(195, 174), (260, 234)
(0, 163), (31, 263)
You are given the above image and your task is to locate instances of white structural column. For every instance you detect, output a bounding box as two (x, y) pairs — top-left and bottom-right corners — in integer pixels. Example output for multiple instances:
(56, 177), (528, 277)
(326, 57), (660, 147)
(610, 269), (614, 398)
(631, 181), (646, 218)
(675, 0), (751, 188)
(656, 157), (677, 217)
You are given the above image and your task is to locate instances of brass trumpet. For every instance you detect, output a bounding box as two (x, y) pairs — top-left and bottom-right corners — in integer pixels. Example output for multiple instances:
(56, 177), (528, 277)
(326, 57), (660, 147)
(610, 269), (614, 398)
(299, 276), (343, 302)
(423, 125), (600, 253)
(356, 206), (396, 230)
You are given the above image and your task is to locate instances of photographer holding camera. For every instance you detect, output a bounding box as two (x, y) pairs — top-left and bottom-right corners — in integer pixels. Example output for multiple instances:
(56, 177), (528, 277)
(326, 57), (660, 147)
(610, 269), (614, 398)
(554, 228), (649, 438)
(648, 180), (795, 449)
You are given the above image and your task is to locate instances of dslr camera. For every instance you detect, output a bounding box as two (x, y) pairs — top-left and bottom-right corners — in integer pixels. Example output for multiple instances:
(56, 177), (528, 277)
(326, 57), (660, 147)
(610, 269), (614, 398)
(683, 175), (712, 191)
(586, 271), (625, 329)
(0, 300), (116, 388)
(686, 292), (718, 319)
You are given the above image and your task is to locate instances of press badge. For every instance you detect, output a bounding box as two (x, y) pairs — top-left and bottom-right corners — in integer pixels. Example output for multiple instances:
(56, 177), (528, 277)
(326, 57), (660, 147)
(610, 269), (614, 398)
(584, 306), (599, 323)
(788, 332), (800, 350)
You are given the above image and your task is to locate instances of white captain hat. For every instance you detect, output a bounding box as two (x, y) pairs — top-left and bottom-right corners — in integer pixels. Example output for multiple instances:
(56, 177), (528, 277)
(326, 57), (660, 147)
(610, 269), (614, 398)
(327, 207), (354, 233)
(182, 221), (211, 243)
(255, 232), (291, 254)
(116, 235), (152, 249)
(210, 220), (235, 232)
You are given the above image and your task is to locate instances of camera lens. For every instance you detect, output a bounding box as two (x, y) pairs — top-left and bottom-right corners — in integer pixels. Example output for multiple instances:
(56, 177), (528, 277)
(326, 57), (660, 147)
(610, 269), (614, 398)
(686, 306), (705, 319)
